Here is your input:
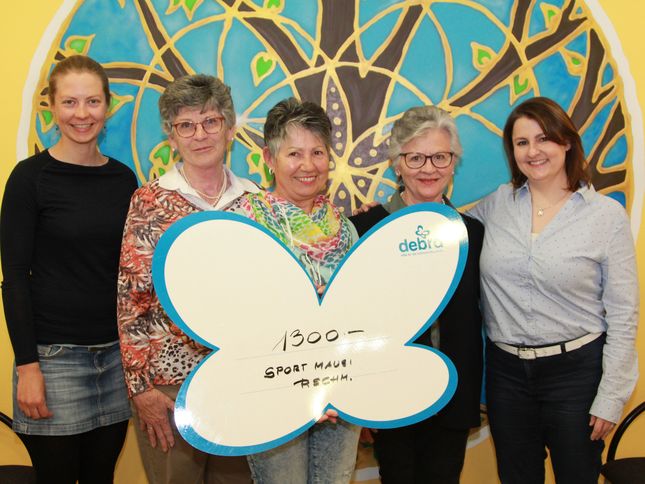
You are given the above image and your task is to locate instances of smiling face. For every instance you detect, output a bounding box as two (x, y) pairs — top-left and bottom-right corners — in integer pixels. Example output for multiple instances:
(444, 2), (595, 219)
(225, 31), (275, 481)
(168, 106), (234, 171)
(264, 125), (330, 212)
(511, 116), (570, 188)
(396, 128), (454, 205)
(51, 71), (108, 147)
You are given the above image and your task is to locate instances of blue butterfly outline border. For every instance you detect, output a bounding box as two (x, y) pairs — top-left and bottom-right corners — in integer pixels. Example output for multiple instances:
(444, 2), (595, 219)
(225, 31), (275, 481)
(152, 202), (468, 456)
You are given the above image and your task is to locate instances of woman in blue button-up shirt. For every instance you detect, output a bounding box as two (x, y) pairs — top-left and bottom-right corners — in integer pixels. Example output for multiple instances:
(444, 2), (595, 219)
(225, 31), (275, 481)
(469, 97), (638, 484)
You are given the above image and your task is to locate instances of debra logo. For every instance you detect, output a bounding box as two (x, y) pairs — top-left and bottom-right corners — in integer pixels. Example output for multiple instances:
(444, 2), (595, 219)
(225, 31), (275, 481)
(398, 225), (444, 256)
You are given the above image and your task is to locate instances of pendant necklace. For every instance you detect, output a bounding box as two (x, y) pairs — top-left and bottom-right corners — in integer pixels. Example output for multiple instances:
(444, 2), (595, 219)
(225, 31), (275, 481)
(535, 191), (570, 217)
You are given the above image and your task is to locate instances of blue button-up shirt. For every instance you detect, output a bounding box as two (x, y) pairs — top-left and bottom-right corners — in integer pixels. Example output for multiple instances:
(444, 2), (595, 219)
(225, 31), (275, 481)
(468, 182), (638, 422)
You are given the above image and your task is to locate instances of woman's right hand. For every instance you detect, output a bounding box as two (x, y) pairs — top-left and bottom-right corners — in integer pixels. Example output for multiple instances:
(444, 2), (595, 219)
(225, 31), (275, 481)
(16, 362), (53, 420)
(132, 388), (176, 452)
(352, 201), (380, 216)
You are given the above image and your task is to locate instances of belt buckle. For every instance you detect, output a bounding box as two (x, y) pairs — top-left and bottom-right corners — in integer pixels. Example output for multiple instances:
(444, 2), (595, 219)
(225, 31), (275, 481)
(517, 347), (537, 360)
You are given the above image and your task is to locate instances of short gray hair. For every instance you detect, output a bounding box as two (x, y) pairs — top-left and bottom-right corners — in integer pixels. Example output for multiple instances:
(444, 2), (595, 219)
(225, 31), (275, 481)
(388, 106), (463, 169)
(158, 74), (235, 134)
(264, 98), (332, 156)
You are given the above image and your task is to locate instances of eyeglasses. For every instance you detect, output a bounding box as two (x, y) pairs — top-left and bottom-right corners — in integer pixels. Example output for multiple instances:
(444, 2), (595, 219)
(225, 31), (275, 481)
(172, 116), (225, 138)
(399, 151), (454, 169)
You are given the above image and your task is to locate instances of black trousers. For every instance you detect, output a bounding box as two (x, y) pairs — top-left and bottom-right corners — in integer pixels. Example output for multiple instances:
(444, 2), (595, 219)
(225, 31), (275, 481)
(373, 417), (469, 484)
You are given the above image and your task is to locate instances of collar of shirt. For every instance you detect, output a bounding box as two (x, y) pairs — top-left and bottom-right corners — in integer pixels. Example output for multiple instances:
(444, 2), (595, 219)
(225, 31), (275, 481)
(515, 180), (595, 204)
(159, 163), (260, 210)
(384, 189), (453, 214)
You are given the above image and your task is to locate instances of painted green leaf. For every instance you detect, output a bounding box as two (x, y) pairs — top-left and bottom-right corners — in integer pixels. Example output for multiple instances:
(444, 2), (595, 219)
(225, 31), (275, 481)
(250, 152), (261, 167)
(265, 0), (282, 8)
(69, 38), (88, 54)
(255, 56), (273, 78)
(572, 57), (581, 66)
(154, 145), (172, 166)
(170, 0), (199, 14)
(546, 8), (557, 21)
(42, 110), (53, 126)
(109, 97), (120, 113)
(477, 48), (491, 66)
(513, 75), (529, 95)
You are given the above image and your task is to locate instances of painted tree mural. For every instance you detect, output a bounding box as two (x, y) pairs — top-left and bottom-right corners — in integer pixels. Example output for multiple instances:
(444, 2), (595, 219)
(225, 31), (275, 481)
(28, 0), (634, 213)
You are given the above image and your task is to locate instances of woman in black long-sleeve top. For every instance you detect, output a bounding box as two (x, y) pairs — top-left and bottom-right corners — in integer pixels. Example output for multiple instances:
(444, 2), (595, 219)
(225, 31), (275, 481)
(350, 105), (483, 484)
(0, 55), (137, 484)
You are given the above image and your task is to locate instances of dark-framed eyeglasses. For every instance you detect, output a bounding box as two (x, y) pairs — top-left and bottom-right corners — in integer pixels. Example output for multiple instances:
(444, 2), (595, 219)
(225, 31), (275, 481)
(399, 151), (454, 169)
(172, 116), (225, 138)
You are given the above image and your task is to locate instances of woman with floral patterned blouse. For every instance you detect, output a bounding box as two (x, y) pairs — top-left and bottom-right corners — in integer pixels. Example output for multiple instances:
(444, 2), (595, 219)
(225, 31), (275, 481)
(117, 74), (258, 484)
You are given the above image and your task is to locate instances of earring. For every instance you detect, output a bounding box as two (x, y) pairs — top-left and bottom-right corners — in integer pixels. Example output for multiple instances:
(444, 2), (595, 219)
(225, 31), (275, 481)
(268, 167), (274, 175)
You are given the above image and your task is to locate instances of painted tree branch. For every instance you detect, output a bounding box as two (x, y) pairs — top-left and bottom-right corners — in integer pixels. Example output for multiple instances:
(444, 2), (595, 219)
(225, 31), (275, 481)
(451, 0), (584, 108)
(570, 29), (612, 127)
(511, 0), (532, 40)
(337, 5), (423, 139)
(96, 0), (189, 91)
(587, 104), (626, 190)
(222, 0), (423, 139)
(568, 29), (625, 189)
(136, 0), (190, 79)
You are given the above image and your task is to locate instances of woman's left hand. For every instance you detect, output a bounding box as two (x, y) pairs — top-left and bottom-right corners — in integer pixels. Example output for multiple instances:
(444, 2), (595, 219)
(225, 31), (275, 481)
(589, 415), (615, 440)
(317, 408), (338, 424)
(360, 428), (376, 443)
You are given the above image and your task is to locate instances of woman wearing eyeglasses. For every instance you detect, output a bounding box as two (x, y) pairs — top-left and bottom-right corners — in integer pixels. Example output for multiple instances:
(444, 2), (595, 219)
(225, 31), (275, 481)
(117, 74), (258, 483)
(350, 106), (483, 484)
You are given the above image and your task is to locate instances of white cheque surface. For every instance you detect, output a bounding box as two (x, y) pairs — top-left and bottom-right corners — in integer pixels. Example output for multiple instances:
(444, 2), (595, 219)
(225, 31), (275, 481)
(152, 204), (468, 455)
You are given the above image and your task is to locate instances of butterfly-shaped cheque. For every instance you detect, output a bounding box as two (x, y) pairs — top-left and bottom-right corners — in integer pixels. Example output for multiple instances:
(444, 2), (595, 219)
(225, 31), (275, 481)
(152, 203), (468, 456)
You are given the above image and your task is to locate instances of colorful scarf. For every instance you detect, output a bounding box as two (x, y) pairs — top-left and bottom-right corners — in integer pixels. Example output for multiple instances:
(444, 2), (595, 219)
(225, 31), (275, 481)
(238, 192), (353, 286)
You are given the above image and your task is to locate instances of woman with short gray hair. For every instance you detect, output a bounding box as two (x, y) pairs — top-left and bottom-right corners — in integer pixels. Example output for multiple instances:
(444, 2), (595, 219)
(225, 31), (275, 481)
(118, 73), (258, 483)
(230, 97), (361, 483)
(350, 105), (483, 484)
(158, 74), (236, 134)
(387, 105), (463, 163)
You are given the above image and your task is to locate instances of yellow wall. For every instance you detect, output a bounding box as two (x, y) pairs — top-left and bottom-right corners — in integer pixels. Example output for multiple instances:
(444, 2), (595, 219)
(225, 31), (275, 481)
(1, 2), (643, 483)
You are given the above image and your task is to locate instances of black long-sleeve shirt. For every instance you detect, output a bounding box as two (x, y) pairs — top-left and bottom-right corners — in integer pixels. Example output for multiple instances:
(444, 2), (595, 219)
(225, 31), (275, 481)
(1, 150), (137, 365)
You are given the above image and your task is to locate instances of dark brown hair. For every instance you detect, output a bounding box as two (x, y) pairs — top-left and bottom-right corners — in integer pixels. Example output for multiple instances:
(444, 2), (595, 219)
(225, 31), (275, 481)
(503, 96), (590, 191)
(48, 55), (111, 105)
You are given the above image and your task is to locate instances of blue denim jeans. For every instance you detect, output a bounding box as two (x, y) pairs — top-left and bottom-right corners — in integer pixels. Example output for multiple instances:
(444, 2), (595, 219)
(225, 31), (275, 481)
(247, 420), (360, 484)
(486, 336), (605, 484)
(12, 341), (131, 435)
